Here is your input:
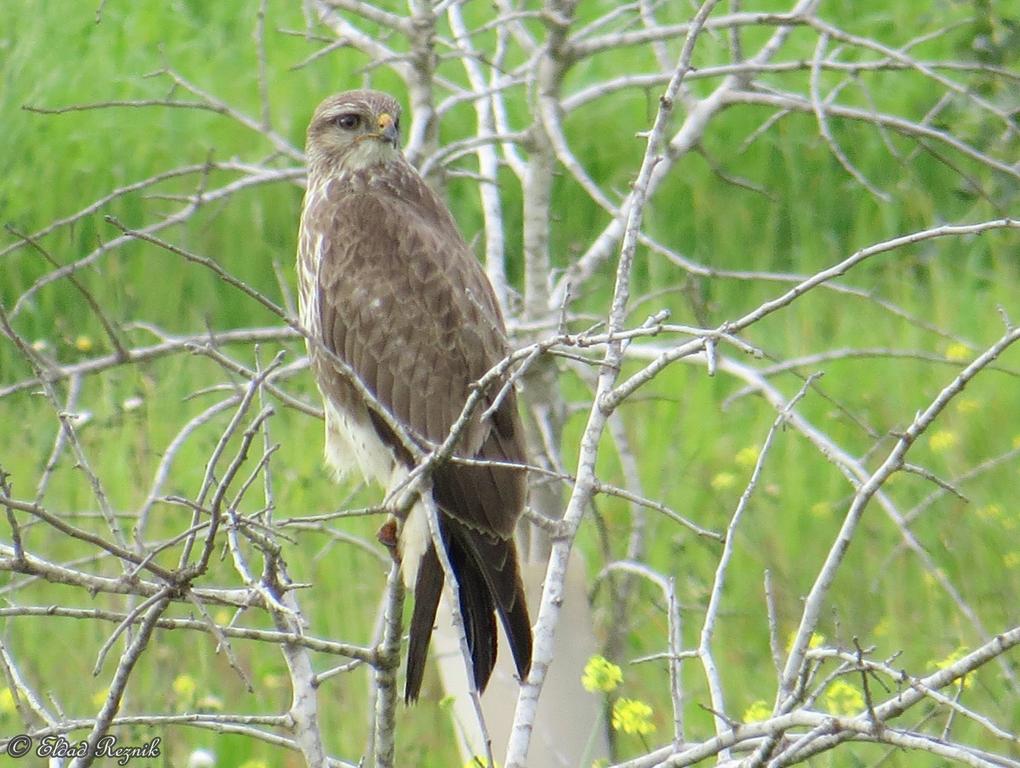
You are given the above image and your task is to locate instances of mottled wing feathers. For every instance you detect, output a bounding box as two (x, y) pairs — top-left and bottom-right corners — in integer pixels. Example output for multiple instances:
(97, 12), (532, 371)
(311, 178), (526, 538)
(300, 141), (532, 700)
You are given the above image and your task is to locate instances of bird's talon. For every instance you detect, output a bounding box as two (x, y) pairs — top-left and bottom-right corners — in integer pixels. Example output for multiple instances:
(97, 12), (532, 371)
(377, 519), (399, 557)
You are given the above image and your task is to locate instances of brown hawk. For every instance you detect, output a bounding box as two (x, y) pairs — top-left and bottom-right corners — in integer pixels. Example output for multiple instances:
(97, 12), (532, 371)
(296, 90), (532, 701)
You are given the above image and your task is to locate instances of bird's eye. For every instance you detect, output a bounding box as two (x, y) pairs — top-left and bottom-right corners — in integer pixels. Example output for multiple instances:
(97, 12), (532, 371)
(335, 113), (360, 130)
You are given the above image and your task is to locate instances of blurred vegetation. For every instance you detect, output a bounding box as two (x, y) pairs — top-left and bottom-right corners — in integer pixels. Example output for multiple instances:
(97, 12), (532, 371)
(1, 1), (1018, 766)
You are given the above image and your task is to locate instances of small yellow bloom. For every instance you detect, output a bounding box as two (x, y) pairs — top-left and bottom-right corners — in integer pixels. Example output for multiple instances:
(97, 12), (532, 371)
(611, 698), (656, 736)
(978, 503), (1018, 529)
(955, 398), (980, 415)
(928, 430), (958, 453)
(825, 679), (864, 715)
(581, 655), (623, 694)
(742, 699), (771, 723)
(91, 687), (110, 708)
(710, 472), (736, 491)
(735, 446), (760, 469)
(0, 687), (16, 715)
(239, 761), (269, 768)
(931, 646), (973, 689)
(74, 335), (94, 353)
(173, 674), (197, 702)
(214, 608), (232, 626)
(944, 343), (970, 362)
(1004, 552), (1020, 570)
(809, 501), (832, 518)
(786, 631), (825, 652)
(873, 616), (891, 638)
(977, 503), (1003, 521)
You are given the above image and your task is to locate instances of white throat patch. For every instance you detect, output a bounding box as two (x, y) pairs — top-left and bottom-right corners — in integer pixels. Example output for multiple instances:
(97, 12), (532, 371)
(342, 139), (399, 172)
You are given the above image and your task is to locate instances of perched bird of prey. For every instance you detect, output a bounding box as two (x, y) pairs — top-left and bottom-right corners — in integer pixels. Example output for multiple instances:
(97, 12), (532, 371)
(296, 90), (532, 701)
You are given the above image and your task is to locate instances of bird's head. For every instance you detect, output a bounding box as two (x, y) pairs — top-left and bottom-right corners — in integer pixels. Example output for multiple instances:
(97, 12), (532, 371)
(306, 90), (403, 173)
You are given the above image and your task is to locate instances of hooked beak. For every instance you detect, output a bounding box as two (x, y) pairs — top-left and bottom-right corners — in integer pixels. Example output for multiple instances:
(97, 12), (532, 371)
(377, 113), (399, 146)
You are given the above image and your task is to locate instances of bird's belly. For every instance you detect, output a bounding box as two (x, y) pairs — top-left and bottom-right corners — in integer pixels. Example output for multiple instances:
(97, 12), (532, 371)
(323, 398), (429, 589)
(323, 396), (394, 488)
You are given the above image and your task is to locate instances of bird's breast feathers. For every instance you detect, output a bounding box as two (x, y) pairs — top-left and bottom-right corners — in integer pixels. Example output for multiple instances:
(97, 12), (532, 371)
(321, 395), (393, 487)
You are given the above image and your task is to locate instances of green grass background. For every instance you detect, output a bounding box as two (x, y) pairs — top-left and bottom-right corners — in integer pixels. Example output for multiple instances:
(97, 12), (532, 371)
(1, 1), (1019, 766)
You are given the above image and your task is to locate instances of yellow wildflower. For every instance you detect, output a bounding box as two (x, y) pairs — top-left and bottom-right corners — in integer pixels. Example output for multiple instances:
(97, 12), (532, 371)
(0, 687), (16, 715)
(173, 674), (197, 702)
(810, 501), (832, 518)
(710, 472), (736, 491)
(873, 616), (891, 638)
(91, 687), (110, 708)
(955, 398), (980, 415)
(786, 631), (825, 652)
(944, 343), (970, 362)
(612, 698), (656, 736)
(581, 655), (623, 694)
(735, 446), (759, 469)
(928, 430), (957, 453)
(825, 679), (864, 715)
(931, 646), (973, 689)
(977, 504), (1003, 521)
(742, 699), (771, 723)
(74, 335), (94, 353)
(239, 761), (269, 768)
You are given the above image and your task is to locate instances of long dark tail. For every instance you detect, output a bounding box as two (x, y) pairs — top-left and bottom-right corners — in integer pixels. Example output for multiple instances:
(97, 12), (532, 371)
(405, 543), (444, 702)
(404, 521), (532, 702)
(452, 522), (532, 688)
